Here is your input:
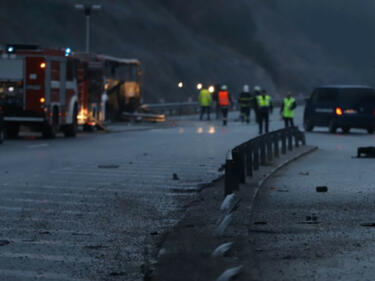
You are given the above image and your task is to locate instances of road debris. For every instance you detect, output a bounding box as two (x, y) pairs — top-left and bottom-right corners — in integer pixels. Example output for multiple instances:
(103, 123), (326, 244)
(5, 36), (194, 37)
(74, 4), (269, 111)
(97, 164), (120, 169)
(357, 146), (375, 158)
(172, 173), (179, 180)
(316, 186), (328, 192)
(299, 171), (310, 176)
(0, 240), (10, 246)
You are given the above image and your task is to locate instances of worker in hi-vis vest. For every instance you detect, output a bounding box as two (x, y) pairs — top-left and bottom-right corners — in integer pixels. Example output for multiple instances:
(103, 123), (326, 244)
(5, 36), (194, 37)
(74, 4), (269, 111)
(199, 86), (212, 121)
(256, 89), (273, 134)
(218, 85), (232, 126)
(238, 84), (254, 124)
(280, 92), (297, 128)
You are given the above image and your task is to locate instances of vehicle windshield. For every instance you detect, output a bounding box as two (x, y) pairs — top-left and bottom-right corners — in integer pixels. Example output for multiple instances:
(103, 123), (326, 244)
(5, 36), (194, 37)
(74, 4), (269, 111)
(315, 88), (375, 106)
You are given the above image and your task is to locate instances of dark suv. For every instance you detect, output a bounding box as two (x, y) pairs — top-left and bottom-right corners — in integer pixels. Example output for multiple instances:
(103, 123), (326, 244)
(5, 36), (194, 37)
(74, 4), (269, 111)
(303, 85), (375, 134)
(0, 106), (4, 144)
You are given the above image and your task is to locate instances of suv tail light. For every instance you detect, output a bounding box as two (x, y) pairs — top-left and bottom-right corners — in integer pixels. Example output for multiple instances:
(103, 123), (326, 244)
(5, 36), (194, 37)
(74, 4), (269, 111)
(336, 107), (343, 116)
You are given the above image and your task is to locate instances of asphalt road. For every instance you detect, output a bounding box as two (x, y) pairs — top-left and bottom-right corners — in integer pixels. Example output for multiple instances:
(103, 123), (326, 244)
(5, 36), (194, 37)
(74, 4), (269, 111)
(250, 117), (375, 280)
(0, 109), (290, 281)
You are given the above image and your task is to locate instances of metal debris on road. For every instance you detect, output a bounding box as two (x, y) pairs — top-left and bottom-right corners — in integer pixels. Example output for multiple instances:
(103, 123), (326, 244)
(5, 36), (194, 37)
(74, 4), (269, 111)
(316, 186), (328, 192)
(357, 146), (375, 158)
(0, 240), (10, 246)
(172, 173), (179, 180)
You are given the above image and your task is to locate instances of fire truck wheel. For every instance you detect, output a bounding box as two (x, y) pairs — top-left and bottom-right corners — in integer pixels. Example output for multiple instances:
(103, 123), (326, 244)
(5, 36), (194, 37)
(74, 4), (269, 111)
(6, 125), (20, 138)
(64, 106), (78, 137)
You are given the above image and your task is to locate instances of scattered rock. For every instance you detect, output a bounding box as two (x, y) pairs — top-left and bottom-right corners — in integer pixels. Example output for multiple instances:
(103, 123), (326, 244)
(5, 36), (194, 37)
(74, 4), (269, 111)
(150, 231), (158, 235)
(0, 240), (10, 246)
(299, 171), (309, 176)
(316, 186), (328, 192)
(172, 173), (179, 180)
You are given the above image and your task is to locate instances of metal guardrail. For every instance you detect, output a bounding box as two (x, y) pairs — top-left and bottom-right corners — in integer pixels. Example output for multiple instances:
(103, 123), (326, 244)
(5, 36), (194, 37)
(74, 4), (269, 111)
(224, 127), (306, 195)
(142, 98), (305, 116)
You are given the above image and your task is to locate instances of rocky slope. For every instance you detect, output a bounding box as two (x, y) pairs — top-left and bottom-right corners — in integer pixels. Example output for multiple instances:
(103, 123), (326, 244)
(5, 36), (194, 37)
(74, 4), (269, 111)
(0, 0), (372, 101)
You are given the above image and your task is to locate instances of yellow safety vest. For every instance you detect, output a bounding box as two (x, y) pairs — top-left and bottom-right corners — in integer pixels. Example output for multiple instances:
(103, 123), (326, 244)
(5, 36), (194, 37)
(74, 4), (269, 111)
(257, 95), (271, 107)
(283, 97), (295, 118)
(199, 89), (212, 106)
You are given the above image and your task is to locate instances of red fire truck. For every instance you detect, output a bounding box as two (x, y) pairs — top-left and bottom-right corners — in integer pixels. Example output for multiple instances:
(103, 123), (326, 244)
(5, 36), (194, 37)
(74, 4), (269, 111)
(0, 45), (142, 138)
(0, 45), (80, 138)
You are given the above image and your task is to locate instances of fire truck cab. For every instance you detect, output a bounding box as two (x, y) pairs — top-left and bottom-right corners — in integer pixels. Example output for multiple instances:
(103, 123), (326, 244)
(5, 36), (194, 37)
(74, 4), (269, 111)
(0, 45), (78, 138)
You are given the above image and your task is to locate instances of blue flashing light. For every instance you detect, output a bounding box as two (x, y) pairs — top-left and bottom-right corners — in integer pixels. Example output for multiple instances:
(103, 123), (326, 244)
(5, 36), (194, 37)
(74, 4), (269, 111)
(65, 47), (72, 56)
(7, 46), (14, 53)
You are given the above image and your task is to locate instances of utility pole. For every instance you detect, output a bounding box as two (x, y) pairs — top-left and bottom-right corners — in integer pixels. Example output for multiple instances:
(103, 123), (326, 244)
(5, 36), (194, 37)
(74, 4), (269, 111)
(74, 4), (102, 53)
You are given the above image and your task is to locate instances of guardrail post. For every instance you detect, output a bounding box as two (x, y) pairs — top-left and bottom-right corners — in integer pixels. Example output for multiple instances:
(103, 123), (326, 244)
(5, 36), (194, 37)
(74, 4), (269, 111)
(232, 149), (246, 184)
(281, 132), (287, 154)
(224, 151), (239, 196)
(288, 129), (293, 151)
(246, 149), (253, 177)
(274, 133), (279, 158)
(260, 141), (266, 165)
(254, 145), (259, 170)
(267, 137), (273, 162)
(294, 129), (300, 148)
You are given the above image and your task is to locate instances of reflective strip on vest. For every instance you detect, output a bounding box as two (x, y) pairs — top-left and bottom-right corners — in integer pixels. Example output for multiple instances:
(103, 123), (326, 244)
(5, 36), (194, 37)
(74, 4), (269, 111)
(257, 95), (271, 107)
(283, 97), (295, 118)
(218, 91), (230, 106)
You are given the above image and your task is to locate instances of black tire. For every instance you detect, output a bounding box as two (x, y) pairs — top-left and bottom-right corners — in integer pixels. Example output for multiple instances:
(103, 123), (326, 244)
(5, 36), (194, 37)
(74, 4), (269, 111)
(0, 128), (4, 144)
(6, 125), (20, 138)
(303, 119), (314, 132)
(64, 106), (78, 137)
(329, 121), (337, 133)
(342, 127), (350, 134)
(367, 127), (374, 134)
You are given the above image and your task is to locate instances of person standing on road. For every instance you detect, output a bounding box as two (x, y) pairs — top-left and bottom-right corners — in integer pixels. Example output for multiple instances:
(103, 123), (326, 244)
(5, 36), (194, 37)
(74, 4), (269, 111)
(199, 86), (212, 121)
(213, 83), (222, 120)
(281, 92), (297, 128)
(238, 84), (253, 124)
(218, 85), (231, 126)
(253, 85), (262, 124)
(256, 89), (273, 134)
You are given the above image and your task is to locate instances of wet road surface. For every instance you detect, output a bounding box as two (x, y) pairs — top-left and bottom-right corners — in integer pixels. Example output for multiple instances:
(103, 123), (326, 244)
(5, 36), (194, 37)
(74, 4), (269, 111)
(250, 125), (375, 280)
(0, 110), (289, 281)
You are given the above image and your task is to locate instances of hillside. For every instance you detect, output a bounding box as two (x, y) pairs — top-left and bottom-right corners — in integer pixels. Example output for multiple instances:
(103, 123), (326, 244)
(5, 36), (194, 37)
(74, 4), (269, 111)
(0, 0), (373, 102)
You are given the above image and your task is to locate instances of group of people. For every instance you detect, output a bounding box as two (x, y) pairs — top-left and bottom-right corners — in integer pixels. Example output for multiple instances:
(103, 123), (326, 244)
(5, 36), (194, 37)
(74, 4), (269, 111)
(199, 84), (297, 134)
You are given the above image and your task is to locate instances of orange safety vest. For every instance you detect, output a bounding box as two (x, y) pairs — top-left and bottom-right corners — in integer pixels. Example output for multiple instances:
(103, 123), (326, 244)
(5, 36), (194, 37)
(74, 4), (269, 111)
(218, 91), (230, 106)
